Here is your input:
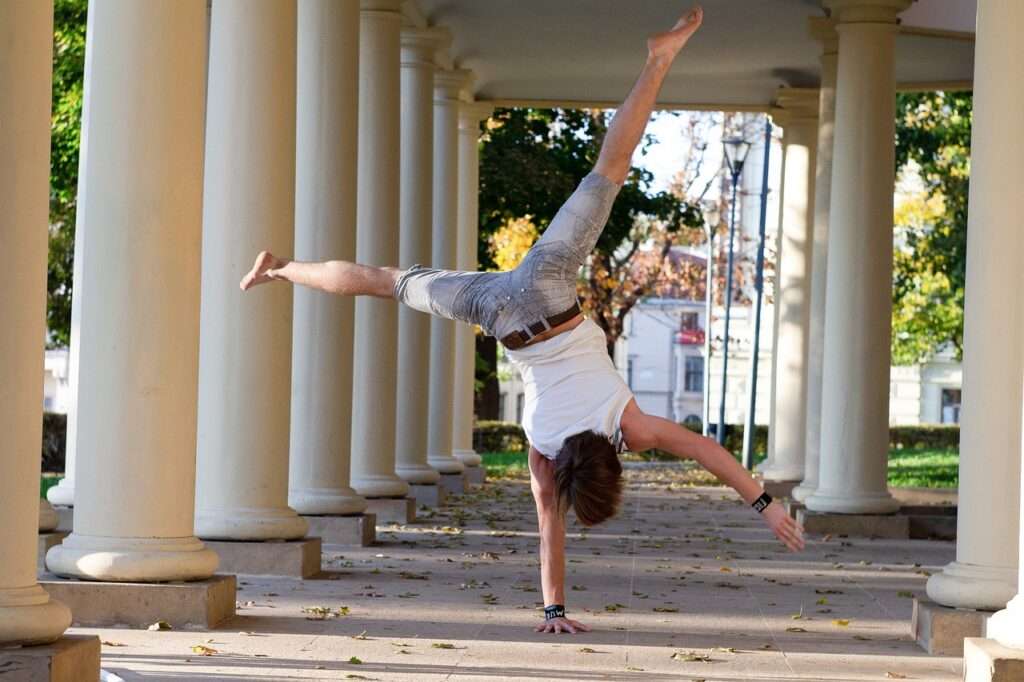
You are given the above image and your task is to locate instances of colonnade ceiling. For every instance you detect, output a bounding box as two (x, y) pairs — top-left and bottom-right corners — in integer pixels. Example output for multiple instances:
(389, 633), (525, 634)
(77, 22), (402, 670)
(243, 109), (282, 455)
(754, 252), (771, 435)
(413, 0), (976, 110)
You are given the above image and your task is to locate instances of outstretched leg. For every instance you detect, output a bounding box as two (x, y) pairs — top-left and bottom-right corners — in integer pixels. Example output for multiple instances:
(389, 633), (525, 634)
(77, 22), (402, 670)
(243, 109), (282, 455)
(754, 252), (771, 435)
(593, 5), (703, 184)
(240, 251), (398, 298)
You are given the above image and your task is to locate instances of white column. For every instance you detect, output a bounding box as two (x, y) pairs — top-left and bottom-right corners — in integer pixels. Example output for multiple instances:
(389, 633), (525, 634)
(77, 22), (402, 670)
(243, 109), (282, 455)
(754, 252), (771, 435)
(427, 69), (472, 475)
(793, 18), (839, 502)
(194, 0), (308, 539)
(395, 27), (446, 485)
(45, 0), (218, 580)
(287, 0), (367, 516)
(933, 0), (1023, 621)
(0, 0), (72, 645)
(452, 101), (493, 467)
(350, 0), (410, 497)
(762, 89), (818, 483)
(805, 0), (910, 515)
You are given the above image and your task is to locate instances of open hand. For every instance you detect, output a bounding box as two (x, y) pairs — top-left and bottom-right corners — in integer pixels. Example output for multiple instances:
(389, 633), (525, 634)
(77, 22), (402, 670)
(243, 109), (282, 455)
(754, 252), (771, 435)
(762, 501), (805, 552)
(240, 250), (283, 291)
(535, 616), (591, 634)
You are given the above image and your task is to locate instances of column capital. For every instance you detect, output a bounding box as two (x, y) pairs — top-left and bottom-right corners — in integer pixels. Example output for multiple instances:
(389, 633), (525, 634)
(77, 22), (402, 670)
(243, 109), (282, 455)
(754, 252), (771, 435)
(459, 100), (493, 130)
(771, 87), (820, 128)
(824, 0), (913, 25)
(400, 27), (449, 67)
(435, 68), (473, 102)
(807, 16), (838, 55)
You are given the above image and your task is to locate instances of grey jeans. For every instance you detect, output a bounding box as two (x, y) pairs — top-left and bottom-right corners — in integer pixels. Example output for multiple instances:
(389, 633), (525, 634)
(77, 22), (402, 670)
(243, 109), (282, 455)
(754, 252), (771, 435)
(393, 172), (621, 342)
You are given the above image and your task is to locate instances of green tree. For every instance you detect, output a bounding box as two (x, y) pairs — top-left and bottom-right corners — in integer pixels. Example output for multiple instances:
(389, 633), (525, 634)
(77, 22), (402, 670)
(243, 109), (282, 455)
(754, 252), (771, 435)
(892, 91), (972, 364)
(47, 0), (88, 348)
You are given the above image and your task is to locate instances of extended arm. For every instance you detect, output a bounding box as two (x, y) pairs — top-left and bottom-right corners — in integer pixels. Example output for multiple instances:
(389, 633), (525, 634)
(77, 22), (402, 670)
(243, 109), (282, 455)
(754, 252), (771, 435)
(620, 401), (805, 551)
(529, 448), (591, 634)
(239, 251), (398, 298)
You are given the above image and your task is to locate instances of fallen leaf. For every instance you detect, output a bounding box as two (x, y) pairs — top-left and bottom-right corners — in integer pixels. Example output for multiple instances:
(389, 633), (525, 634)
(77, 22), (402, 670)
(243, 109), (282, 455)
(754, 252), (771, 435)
(832, 619), (850, 627)
(147, 621), (171, 631)
(653, 607), (679, 613)
(671, 651), (712, 663)
(432, 643), (456, 650)
(101, 641), (125, 647)
(785, 627), (807, 633)
(885, 674), (908, 680)
(348, 656), (363, 664)
(190, 645), (217, 656)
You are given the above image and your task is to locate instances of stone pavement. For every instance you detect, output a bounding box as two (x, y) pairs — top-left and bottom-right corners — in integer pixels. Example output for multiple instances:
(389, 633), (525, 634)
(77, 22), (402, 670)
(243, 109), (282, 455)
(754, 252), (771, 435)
(72, 462), (961, 681)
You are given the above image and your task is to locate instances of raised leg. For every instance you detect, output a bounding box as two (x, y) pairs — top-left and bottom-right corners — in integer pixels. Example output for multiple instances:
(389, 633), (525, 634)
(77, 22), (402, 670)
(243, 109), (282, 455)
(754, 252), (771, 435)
(240, 250), (399, 298)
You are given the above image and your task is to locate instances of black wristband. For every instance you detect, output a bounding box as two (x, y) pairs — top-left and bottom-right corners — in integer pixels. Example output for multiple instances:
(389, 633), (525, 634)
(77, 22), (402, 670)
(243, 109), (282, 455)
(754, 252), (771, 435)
(752, 492), (773, 513)
(544, 604), (565, 620)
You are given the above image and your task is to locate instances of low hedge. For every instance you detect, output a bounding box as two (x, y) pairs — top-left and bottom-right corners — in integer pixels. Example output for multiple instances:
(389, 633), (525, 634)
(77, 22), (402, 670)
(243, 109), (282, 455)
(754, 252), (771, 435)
(472, 420), (960, 455)
(42, 412), (67, 473)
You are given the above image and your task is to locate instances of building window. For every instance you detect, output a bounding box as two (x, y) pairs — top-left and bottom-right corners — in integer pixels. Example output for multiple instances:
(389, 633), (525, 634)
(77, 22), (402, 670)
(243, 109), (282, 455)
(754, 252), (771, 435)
(941, 388), (961, 424)
(516, 394), (525, 423)
(680, 311), (699, 331)
(684, 355), (704, 393)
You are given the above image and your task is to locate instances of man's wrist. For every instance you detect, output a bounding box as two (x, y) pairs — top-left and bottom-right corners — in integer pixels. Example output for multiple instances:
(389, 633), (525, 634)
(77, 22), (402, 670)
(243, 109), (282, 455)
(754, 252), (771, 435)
(544, 604), (566, 620)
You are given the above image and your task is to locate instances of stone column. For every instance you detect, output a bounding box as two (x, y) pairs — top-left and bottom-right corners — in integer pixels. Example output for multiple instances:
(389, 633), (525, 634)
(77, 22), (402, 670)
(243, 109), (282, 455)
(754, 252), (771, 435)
(452, 101), (493, 468)
(793, 18), (838, 503)
(349, 0), (410, 498)
(805, 0), (909, 515)
(930, 0), (1023, 617)
(762, 89), (818, 485)
(287, 0), (367, 517)
(426, 69), (472, 477)
(45, 0), (219, 580)
(194, 0), (308, 540)
(0, 0), (72, 644)
(395, 27), (446, 486)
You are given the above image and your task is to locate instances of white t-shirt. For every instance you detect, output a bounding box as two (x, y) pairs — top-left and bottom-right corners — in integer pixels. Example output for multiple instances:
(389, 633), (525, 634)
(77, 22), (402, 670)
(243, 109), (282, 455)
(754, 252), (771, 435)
(505, 317), (635, 459)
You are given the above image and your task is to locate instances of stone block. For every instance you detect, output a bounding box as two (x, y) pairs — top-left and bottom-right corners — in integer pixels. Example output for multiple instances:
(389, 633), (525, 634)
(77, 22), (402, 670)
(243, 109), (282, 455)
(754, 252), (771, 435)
(303, 514), (376, 547)
(204, 538), (322, 578)
(409, 483), (446, 508)
(54, 506), (73, 534)
(761, 479), (798, 499)
(38, 532), (67, 573)
(438, 472), (466, 496)
(40, 574), (236, 629)
(0, 635), (101, 682)
(913, 597), (990, 655)
(464, 465), (485, 487)
(892, 486), (958, 507)
(964, 637), (1024, 682)
(908, 513), (957, 541)
(365, 497), (415, 525)
(796, 509), (910, 539)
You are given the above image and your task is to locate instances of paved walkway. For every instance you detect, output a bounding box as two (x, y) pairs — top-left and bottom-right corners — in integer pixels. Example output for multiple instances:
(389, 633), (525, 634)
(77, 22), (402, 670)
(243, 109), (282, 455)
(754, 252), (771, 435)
(77, 462), (961, 681)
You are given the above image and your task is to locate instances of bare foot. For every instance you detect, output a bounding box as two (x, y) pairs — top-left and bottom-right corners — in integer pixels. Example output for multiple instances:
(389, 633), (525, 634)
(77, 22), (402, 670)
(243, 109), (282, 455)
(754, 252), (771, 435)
(647, 5), (703, 60)
(240, 250), (284, 291)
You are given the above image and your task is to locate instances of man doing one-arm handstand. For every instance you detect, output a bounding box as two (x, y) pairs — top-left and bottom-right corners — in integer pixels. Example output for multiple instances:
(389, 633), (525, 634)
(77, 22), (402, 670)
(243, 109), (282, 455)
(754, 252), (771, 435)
(241, 5), (805, 635)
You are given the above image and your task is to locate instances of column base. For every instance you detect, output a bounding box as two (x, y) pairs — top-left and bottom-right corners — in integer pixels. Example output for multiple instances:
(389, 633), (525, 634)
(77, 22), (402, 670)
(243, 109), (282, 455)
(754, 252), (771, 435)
(427, 455), (465, 475)
(302, 514), (376, 547)
(912, 597), (991, 655)
(365, 497), (415, 525)
(39, 499), (59, 533)
(204, 537), (322, 578)
(409, 483), (446, 508)
(46, 480), (74, 508)
(987, 594), (1024, 649)
(54, 505), (72, 533)
(396, 462), (441, 485)
(46, 534), (218, 582)
(40, 574), (236, 628)
(288, 486), (367, 516)
(0, 635), (100, 682)
(0, 585), (72, 646)
(195, 506), (309, 541)
(796, 509), (909, 538)
(964, 637), (1024, 682)
(38, 532), (68, 573)
(804, 488), (901, 514)
(927, 561), (1018, 611)
(464, 465), (485, 487)
(438, 472), (466, 496)
(351, 473), (410, 499)
(454, 448), (482, 467)
(791, 479), (816, 502)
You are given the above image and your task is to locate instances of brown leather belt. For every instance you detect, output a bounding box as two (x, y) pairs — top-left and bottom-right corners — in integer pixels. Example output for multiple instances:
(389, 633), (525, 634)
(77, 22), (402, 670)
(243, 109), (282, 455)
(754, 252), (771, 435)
(500, 302), (582, 350)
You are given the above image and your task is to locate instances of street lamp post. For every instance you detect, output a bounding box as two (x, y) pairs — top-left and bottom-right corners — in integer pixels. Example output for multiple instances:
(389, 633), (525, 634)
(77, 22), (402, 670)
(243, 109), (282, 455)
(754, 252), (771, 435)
(717, 136), (751, 446)
(701, 201), (720, 438)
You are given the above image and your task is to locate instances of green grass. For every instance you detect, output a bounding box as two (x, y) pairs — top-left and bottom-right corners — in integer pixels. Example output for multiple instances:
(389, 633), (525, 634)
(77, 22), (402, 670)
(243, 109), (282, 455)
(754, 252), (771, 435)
(480, 446), (960, 489)
(40, 474), (63, 499)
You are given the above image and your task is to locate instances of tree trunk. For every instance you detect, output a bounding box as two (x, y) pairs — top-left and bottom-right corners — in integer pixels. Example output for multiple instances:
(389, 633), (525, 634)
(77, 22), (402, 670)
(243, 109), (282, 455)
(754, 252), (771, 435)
(475, 334), (500, 420)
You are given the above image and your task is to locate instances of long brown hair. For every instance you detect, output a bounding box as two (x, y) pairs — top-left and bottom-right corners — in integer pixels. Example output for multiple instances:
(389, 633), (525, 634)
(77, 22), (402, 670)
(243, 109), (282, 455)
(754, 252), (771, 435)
(554, 430), (623, 526)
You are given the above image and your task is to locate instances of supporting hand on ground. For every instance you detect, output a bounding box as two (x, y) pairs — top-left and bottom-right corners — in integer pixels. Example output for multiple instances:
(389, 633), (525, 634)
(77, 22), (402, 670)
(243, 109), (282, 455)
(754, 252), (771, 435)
(240, 250), (285, 291)
(647, 5), (703, 61)
(535, 616), (591, 635)
(762, 501), (805, 552)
